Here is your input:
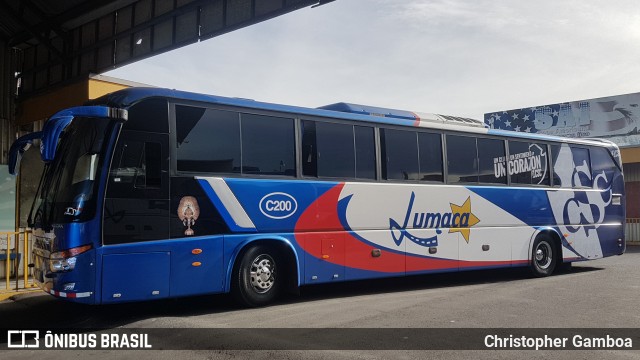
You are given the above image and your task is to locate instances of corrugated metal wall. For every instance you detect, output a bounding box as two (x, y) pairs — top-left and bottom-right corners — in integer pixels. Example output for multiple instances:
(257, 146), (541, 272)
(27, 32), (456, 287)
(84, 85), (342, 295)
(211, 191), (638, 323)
(623, 162), (640, 242)
(0, 40), (18, 165)
(623, 162), (640, 182)
(17, 0), (319, 97)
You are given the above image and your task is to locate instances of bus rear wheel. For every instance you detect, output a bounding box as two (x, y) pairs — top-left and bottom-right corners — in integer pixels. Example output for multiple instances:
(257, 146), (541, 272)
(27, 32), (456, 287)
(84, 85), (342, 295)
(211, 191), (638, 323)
(232, 245), (281, 307)
(530, 236), (557, 277)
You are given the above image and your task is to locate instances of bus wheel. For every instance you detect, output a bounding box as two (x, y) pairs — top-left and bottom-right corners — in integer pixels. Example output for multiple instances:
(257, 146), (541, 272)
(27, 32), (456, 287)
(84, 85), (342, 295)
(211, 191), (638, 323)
(233, 245), (281, 307)
(530, 236), (556, 277)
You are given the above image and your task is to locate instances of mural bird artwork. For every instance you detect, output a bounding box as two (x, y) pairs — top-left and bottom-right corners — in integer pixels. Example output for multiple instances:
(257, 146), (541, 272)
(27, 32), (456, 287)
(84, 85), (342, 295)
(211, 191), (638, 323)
(178, 196), (200, 236)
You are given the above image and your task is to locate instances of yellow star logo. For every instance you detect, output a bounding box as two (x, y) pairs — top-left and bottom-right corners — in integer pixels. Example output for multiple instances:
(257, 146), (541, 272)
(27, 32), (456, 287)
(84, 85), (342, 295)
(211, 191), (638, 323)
(448, 196), (480, 243)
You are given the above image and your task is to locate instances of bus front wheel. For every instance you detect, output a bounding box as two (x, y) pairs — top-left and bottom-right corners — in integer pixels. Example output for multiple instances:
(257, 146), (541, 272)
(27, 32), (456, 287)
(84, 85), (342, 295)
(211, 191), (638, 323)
(530, 236), (557, 277)
(232, 245), (281, 307)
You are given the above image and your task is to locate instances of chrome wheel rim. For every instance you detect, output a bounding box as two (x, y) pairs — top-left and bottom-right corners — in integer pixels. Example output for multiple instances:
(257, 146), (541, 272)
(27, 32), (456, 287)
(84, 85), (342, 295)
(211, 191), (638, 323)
(250, 254), (275, 293)
(535, 242), (553, 270)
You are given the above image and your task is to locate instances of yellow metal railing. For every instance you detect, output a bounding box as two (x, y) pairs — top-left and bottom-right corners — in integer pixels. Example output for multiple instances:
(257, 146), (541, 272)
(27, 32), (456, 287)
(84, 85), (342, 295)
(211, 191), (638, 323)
(0, 230), (34, 291)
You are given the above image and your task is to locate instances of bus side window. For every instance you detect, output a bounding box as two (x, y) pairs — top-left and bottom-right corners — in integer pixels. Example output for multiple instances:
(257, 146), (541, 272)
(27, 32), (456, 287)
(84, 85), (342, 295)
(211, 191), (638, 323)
(571, 147), (592, 188)
(509, 141), (550, 186)
(382, 128), (419, 181)
(316, 122), (355, 178)
(110, 141), (161, 191)
(477, 138), (506, 184)
(176, 106), (241, 173)
(301, 120), (318, 177)
(591, 147), (617, 189)
(125, 98), (169, 133)
(111, 141), (143, 187)
(135, 142), (162, 189)
(104, 131), (170, 245)
(355, 126), (376, 180)
(240, 113), (295, 176)
(418, 132), (443, 182)
(446, 134), (478, 184)
(550, 144), (566, 187)
(551, 144), (591, 188)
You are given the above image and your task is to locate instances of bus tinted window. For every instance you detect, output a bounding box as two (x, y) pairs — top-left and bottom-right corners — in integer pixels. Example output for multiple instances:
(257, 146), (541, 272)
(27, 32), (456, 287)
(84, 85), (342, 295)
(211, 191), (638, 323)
(478, 138), (506, 184)
(550, 144), (591, 188)
(550, 144), (570, 188)
(317, 122), (355, 178)
(301, 121), (317, 177)
(302, 121), (375, 179)
(241, 114), (295, 176)
(418, 132), (443, 182)
(571, 147), (592, 188)
(446, 135), (478, 184)
(382, 129), (419, 181)
(508, 141), (550, 186)
(108, 140), (145, 197)
(176, 106), (240, 173)
(139, 142), (162, 188)
(591, 147), (617, 189)
(354, 126), (376, 180)
(126, 98), (169, 133)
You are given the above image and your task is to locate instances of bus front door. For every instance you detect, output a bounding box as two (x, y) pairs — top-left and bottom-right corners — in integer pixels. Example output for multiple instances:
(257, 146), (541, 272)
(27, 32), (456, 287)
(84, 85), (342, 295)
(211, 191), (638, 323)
(101, 130), (171, 303)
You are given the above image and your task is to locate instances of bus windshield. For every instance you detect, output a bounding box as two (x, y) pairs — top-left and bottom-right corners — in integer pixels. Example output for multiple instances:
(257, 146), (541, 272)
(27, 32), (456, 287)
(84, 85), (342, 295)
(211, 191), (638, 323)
(30, 118), (114, 229)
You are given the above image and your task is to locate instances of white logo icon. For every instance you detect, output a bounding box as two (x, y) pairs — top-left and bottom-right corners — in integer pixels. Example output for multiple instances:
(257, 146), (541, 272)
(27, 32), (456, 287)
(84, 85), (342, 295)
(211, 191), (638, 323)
(7, 330), (40, 348)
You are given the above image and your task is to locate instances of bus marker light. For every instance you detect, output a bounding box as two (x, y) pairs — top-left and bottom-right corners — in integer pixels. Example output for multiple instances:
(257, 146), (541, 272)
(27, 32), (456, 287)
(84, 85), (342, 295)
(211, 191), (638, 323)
(371, 249), (381, 257)
(322, 255), (330, 259)
(429, 247), (437, 254)
(192, 249), (203, 255)
(192, 262), (202, 267)
(53, 244), (93, 259)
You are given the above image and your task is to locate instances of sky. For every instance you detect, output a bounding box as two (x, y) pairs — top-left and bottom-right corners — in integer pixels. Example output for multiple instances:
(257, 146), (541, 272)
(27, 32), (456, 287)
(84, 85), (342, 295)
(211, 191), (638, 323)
(105, 0), (640, 119)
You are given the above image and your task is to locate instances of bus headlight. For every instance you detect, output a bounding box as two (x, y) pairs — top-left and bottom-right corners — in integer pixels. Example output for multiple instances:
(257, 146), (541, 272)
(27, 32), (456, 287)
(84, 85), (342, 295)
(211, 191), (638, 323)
(49, 244), (92, 273)
(50, 257), (77, 272)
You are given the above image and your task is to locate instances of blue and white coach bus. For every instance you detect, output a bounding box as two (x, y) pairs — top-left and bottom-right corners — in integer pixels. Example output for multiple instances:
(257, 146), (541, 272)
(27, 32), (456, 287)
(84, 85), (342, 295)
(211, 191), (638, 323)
(10, 88), (625, 306)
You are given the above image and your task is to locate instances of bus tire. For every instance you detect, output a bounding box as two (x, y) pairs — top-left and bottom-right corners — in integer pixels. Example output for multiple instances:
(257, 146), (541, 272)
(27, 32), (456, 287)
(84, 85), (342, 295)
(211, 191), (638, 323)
(530, 235), (557, 277)
(232, 245), (281, 307)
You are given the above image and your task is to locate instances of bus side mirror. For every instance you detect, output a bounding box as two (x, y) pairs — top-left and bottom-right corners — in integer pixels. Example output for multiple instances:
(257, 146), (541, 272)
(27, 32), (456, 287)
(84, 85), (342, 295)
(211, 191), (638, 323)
(8, 131), (42, 175)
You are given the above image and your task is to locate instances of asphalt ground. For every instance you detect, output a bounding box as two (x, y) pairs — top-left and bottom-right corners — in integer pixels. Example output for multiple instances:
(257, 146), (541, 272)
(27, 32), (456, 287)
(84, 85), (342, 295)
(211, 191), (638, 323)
(1, 246), (639, 359)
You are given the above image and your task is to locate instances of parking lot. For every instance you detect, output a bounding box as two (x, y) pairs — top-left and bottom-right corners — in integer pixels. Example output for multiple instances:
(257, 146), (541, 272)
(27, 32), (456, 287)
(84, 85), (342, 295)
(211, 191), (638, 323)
(2, 246), (639, 359)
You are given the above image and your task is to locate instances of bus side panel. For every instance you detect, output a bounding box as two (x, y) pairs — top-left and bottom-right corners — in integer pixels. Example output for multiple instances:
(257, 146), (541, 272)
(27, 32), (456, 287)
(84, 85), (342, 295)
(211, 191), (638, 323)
(221, 179), (541, 277)
(101, 252), (170, 303)
(169, 235), (225, 297)
(224, 178), (340, 233)
(300, 232), (346, 284)
(345, 230), (406, 280)
(340, 183), (527, 273)
(458, 227), (512, 269)
(470, 185), (623, 262)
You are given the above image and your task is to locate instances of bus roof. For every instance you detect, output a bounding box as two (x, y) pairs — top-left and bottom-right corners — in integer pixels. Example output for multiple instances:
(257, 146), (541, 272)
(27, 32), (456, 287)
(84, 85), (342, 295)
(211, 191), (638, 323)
(88, 87), (615, 148)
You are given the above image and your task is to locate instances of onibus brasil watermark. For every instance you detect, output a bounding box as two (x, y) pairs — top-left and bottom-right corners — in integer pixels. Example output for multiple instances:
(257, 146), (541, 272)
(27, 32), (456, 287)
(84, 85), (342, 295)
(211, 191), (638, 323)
(7, 330), (152, 349)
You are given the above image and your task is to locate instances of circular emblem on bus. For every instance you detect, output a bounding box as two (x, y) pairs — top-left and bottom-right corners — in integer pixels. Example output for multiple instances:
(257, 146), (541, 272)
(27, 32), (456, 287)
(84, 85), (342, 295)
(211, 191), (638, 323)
(259, 192), (298, 219)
